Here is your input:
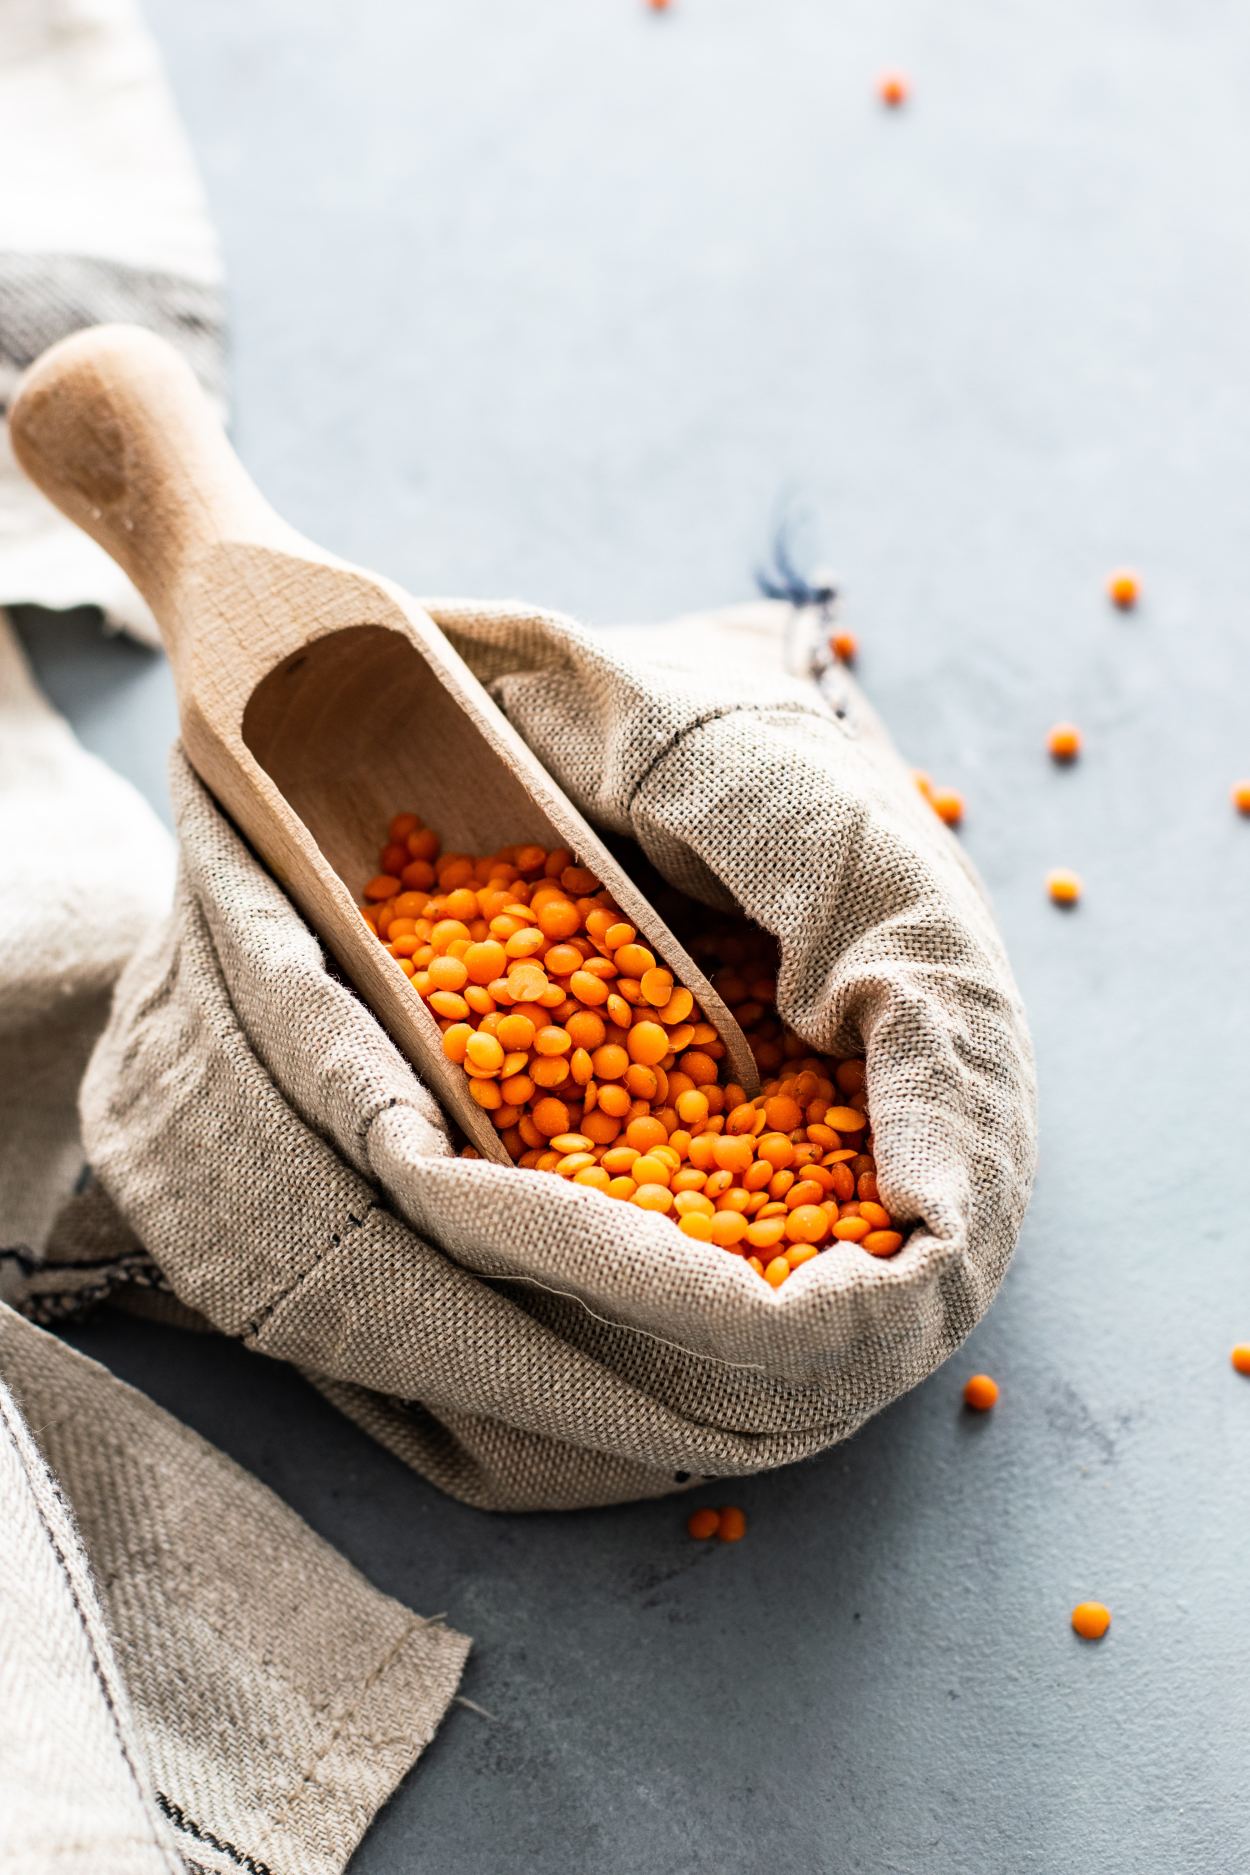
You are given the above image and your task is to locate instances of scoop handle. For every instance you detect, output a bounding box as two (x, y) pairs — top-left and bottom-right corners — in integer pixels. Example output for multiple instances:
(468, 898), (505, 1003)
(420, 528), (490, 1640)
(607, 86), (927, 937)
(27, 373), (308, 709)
(7, 324), (298, 650)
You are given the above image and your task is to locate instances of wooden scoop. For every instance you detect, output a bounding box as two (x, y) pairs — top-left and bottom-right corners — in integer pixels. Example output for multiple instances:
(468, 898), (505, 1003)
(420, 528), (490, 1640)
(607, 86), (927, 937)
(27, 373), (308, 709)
(8, 324), (758, 1160)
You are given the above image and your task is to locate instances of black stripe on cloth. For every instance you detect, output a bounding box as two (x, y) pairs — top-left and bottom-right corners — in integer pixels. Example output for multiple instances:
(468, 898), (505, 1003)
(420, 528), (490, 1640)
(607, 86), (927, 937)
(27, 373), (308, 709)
(155, 1793), (274, 1875)
(0, 1383), (181, 1873)
(0, 251), (225, 410)
(0, 1244), (169, 1325)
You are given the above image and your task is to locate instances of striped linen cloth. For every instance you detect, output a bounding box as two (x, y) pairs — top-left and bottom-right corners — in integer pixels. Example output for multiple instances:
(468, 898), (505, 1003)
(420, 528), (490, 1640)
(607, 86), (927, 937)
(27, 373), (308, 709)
(0, 6), (470, 1871)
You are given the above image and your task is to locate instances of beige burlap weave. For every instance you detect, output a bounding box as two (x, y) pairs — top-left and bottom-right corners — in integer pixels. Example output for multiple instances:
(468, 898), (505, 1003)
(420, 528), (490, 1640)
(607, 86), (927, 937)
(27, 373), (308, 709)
(0, 1303), (470, 1875)
(80, 598), (1037, 1512)
(0, 608), (470, 1874)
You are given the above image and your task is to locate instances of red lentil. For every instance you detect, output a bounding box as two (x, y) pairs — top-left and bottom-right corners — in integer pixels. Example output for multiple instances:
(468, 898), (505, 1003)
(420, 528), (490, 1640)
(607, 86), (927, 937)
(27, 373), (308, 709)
(687, 1506), (720, 1539)
(1047, 868), (1082, 907)
(931, 789), (964, 828)
(1048, 723), (1081, 762)
(717, 1506), (747, 1542)
(878, 71), (909, 107)
(829, 630), (858, 665)
(1107, 569), (1139, 610)
(1232, 782), (1250, 817)
(361, 814), (908, 1287)
(1231, 1345), (1250, 1376)
(963, 1373), (999, 1411)
(1071, 1601), (1111, 1641)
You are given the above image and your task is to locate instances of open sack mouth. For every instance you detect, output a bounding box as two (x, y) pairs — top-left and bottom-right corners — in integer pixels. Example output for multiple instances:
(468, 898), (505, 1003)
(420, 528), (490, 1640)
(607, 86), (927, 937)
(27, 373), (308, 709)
(356, 809), (908, 1289)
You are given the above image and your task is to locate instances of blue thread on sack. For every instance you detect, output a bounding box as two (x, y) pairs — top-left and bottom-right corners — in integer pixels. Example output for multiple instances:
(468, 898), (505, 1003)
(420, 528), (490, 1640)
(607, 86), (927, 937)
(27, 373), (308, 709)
(755, 531), (853, 724)
(756, 528), (838, 615)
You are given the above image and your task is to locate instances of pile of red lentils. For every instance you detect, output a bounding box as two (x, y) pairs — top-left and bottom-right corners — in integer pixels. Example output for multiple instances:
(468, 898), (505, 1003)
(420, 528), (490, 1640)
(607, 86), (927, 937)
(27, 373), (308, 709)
(359, 816), (904, 1286)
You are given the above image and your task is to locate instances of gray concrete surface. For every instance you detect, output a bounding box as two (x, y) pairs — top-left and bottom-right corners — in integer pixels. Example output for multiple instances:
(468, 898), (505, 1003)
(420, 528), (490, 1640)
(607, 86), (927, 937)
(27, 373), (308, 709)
(16, 1), (1250, 1869)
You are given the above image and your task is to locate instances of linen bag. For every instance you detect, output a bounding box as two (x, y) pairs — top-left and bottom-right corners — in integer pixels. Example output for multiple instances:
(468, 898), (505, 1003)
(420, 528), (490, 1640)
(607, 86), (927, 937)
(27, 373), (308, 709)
(79, 597), (1037, 1512)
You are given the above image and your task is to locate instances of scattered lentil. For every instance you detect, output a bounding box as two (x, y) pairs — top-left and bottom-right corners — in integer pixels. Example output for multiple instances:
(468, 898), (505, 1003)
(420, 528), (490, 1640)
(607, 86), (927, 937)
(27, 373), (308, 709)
(1047, 868), (1082, 907)
(879, 71), (909, 107)
(829, 630), (858, 665)
(931, 788), (964, 828)
(717, 1506), (747, 1542)
(963, 1373), (999, 1411)
(1048, 723), (1082, 763)
(686, 1506), (720, 1539)
(1071, 1601), (1111, 1641)
(1107, 568), (1139, 610)
(1232, 781), (1250, 817)
(1231, 1344), (1250, 1376)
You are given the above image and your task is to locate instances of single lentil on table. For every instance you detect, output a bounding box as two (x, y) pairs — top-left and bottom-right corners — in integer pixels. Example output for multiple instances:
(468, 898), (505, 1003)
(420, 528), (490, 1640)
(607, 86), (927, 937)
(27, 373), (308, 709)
(1047, 722), (1082, 763)
(963, 1373), (1000, 1411)
(1071, 1601), (1112, 1641)
(1106, 568), (1140, 610)
(359, 813), (908, 1285)
(912, 770), (964, 827)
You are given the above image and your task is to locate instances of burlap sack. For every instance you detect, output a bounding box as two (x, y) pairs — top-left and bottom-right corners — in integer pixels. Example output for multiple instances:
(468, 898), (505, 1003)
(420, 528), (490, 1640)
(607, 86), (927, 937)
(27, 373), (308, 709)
(80, 598), (1037, 1512)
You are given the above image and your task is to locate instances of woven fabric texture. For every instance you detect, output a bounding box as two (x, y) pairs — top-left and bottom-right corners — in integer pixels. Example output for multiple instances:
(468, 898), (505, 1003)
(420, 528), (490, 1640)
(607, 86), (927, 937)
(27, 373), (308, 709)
(0, 1304), (469, 1875)
(81, 599), (1037, 1511)
(0, 607), (469, 1873)
(0, 617), (174, 1254)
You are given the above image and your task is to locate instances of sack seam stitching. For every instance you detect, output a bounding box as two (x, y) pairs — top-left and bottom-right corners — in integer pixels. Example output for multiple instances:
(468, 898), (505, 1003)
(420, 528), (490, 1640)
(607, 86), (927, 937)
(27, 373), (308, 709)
(252, 1614), (453, 1864)
(241, 1201), (380, 1342)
